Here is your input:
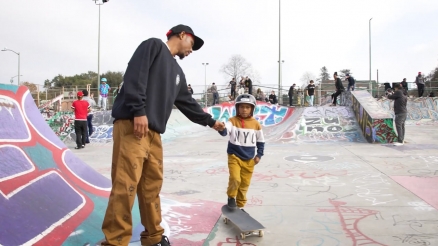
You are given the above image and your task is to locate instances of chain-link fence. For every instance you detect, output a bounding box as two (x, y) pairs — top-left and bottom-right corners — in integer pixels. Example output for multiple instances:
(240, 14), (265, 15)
(28, 81), (438, 112)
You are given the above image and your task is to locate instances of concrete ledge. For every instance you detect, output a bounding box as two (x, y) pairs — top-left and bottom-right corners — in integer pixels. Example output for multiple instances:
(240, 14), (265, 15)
(351, 90), (398, 143)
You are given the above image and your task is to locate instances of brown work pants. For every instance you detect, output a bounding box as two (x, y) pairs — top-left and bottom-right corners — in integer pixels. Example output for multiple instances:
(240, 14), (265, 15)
(102, 120), (164, 246)
(227, 154), (255, 208)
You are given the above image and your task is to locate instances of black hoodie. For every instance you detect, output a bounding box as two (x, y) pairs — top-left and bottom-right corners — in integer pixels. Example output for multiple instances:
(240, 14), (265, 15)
(387, 89), (407, 114)
(112, 38), (215, 133)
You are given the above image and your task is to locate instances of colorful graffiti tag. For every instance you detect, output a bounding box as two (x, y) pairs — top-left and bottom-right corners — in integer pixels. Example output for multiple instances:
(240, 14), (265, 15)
(378, 97), (438, 125)
(352, 91), (398, 143)
(206, 101), (294, 126)
(0, 85), (220, 246)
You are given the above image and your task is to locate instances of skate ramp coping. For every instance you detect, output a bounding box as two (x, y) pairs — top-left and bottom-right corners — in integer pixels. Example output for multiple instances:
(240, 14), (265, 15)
(351, 90), (397, 143)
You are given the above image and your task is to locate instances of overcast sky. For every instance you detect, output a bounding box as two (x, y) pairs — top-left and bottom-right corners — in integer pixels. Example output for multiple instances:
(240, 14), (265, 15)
(1, 0), (438, 91)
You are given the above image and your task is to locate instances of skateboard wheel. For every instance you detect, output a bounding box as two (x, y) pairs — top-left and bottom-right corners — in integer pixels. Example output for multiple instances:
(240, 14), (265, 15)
(223, 218), (228, 224)
(240, 232), (246, 240)
(259, 230), (264, 237)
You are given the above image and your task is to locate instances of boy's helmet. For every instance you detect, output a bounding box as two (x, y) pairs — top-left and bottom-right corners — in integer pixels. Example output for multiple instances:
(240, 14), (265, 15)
(235, 94), (257, 115)
(101, 78), (107, 82)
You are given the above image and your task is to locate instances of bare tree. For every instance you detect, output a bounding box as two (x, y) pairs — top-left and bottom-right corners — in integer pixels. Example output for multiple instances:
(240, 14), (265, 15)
(220, 55), (256, 85)
(300, 72), (316, 88)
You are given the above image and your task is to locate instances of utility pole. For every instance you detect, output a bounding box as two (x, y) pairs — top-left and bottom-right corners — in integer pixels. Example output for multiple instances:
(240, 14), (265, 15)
(369, 17), (373, 95)
(278, 0), (282, 104)
(202, 63), (209, 108)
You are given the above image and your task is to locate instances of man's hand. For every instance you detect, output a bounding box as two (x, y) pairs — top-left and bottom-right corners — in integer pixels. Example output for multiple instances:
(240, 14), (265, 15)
(134, 115), (149, 139)
(212, 121), (225, 131)
(254, 156), (260, 165)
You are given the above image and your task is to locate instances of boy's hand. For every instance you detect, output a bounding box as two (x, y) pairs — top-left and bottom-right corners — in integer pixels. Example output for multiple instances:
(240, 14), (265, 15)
(254, 156), (260, 165)
(212, 121), (225, 131)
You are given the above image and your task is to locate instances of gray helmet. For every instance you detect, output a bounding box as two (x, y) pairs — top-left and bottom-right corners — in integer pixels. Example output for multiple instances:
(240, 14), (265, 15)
(235, 94), (257, 115)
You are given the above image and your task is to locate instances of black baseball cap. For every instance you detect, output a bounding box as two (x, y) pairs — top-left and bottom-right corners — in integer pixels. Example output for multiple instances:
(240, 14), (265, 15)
(166, 24), (204, 51)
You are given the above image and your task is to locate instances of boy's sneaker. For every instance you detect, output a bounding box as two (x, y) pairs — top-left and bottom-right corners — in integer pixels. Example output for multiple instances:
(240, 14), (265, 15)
(394, 142), (404, 146)
(150, 235), (170, 246)
(227, 197), (237, 209)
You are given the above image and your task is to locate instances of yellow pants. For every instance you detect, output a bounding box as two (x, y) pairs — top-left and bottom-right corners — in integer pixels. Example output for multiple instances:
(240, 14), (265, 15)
(101, 120), (164, 246)
(227, 154), (255, 208)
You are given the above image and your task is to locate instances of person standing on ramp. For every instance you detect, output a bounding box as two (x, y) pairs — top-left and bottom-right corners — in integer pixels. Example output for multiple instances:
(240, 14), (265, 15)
(101, 24), (225, 246)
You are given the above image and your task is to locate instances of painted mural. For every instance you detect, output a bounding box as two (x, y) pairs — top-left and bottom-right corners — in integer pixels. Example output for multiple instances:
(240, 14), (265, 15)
(378, 97), (438, 125)
(206, 101), (294, 126)
(351, 91), (398, 143)
(0, 85), (220, 246)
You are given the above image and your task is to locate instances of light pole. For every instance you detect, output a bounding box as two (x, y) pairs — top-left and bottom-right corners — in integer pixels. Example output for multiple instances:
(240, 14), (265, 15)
(2, 48), (20, 85)
(278, 60), (284, 104)
(369, 18), (373, 95)
(202, 63), (209, 108)
(92, 0), (109, 94)
(278, 0), (282, 104)
(10, 75), (23, 84)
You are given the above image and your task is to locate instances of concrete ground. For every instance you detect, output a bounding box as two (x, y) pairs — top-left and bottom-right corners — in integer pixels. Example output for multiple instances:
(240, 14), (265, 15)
(72, 112), (438, 246)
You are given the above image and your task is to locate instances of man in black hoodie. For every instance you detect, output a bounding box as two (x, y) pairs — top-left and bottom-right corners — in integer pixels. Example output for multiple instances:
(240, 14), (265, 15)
(387, 83), (408, 146)
(288, 83), (296, 106)
(101, 25), (225, 246)
(331, 72), (345, 106)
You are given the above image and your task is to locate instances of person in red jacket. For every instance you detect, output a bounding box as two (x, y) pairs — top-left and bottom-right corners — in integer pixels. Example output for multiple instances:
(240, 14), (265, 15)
(71, 91), (90, 149)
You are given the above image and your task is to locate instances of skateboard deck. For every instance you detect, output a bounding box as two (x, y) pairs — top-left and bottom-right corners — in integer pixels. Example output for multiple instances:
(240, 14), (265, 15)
(221, 205), (265, 239)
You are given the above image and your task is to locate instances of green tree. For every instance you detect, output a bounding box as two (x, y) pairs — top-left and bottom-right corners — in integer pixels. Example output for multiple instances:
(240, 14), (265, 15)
(339, 69), (351, 80)
(318, 66), (330, 83)
(100, 71), (124, 88)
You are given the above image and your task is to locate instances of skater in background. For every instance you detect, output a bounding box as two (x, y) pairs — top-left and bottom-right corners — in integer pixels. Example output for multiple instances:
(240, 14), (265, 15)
(331, 72), (345, 106)
(218, 94), (265, 212)
(71, 91), (90, 149)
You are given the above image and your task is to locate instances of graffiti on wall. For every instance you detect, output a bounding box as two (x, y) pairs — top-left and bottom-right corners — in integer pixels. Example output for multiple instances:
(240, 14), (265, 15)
(0, 85), (220, 246)
(206, 101), (294, 126)
(378, 97), (438, 125)
(352, 91), (398, 143)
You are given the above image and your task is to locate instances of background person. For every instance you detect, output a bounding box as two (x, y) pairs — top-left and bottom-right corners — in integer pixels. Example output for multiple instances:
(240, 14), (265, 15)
(387, 84), (408, 146)
(415, 72), (425, 97)
(82, 89), (96, 143)
(288, 83), (296, 106)
(98, 78), (111, 110)
(71, 91), (90, 149)
(306, 80), (316, 106)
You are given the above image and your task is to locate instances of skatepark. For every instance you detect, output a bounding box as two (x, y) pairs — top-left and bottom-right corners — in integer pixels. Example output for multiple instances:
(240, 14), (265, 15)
(1, 84), (438, 245)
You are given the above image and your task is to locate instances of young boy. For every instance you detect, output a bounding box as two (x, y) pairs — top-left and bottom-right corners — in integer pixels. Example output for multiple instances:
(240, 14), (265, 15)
(71, 91), (91, 149)
(219, 94), (265, 212)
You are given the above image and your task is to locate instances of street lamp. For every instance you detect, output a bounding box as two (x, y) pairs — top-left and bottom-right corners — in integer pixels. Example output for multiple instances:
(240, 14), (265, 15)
(369, 17), (373, 95)
(278, 60), (284, 105)
(92, 0), (109, 94)
(10, 75), (23, 84)
(202, 63), (209, 108)
(278, 0), (282, 105)
(2, 48), (20, 85)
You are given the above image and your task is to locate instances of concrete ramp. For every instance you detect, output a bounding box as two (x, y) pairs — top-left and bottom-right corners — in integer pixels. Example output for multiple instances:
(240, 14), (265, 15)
(378, 96), (438, 125)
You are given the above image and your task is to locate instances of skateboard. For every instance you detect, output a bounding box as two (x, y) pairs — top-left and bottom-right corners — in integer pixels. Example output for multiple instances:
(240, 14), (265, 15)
(221, 205), (265, 239)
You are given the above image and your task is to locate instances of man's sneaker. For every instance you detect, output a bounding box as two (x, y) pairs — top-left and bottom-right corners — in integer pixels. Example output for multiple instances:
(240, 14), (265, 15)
(227, 197), (237, 209)
(151, 235), (170, 246)
(394, 142), (404, 146)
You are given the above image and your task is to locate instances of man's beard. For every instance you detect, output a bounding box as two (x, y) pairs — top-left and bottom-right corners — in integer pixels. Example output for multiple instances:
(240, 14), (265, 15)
(177, 53), (185, 60)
